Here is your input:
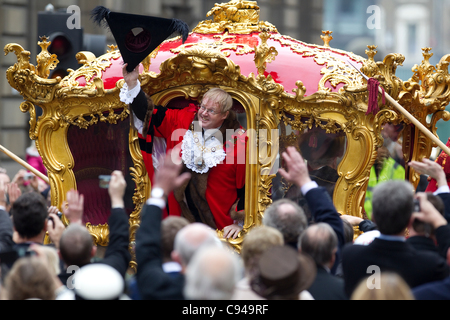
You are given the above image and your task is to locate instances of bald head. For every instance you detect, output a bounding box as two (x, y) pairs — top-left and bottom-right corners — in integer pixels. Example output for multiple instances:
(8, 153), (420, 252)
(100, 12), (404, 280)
(0, 173), (10, 184)
(299, 223), (338, 267)
(174, 223), (221, 266)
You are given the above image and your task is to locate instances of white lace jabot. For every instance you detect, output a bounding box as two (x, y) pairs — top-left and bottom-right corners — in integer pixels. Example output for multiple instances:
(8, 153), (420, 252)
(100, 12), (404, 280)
(181, 128), (226, 174)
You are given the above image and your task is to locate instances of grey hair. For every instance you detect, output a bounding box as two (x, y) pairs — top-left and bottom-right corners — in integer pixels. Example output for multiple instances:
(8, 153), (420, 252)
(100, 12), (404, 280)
(174, 223), (221, 266)
(372, 180), (414, 235)
(298, 223), (338, 267)
(263, 199), (308, 244)
(184, 246), (242, 300)
(202, 88), (233, 113)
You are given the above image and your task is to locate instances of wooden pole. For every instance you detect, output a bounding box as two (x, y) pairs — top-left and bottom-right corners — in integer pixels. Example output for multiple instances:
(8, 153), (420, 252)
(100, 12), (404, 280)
(0, 144), (50, 184)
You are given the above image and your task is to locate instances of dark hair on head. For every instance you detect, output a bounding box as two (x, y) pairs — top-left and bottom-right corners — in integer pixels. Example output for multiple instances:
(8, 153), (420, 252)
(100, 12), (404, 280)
(341, 218), (355, 244)
(299, 223), (338, 266)
(161, 216), (190, 261)
(11, 192), (48, 239)
(412, 193), (445, 236)
(59, 224), (94, 267)
(263, 199), (308, 244)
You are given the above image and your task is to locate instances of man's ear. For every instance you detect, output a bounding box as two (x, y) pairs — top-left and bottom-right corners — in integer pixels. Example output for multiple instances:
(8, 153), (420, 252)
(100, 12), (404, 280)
(221, 111), (229, 121)
(446, 248), (450, 266)
(91, 246), (97, 258)
(171, 250), (181, 264)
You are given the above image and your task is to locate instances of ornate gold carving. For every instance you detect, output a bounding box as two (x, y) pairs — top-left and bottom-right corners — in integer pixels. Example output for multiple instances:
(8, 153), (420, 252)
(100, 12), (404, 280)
(76, 51), (96, 65)
(193, 0), (277, 34)
(172, 32), (255, 57)
(254, 30), (278, 76)
(36, 37), (59, 78)
(59, 50), (122, 92)
(86, 223), (110, 247)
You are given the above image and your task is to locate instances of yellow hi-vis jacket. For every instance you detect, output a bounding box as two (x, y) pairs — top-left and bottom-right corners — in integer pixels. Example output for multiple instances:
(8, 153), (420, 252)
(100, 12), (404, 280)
(364, 157), (405, 220)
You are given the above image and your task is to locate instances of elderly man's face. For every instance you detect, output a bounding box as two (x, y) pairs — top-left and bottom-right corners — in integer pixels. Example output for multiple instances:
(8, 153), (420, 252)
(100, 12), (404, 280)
(198, 98), (229, 130)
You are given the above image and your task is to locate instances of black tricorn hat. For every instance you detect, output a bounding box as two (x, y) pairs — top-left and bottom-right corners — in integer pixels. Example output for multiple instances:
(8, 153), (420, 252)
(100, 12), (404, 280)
(91, 6), (190, 72)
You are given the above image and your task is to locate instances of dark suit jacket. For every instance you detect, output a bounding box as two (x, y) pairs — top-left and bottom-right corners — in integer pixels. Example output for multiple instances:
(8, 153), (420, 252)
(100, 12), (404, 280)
(342, 238), (450, 297)
(406, 236), (438, 255)
(0, 209), (14, 253)
(307, 266), (348, 300)
(136, 204), (185, 300)
(413, 276), (450, 300)
(305, 187), (345, 275)
(437, 193), (450, 224)
(101, 207), (132, 277)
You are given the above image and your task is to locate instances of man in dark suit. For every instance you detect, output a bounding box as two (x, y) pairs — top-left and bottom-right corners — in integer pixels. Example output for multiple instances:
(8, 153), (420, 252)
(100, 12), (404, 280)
(299, 223), (348, 300)
(278, 146), (345, 275)
(411, 192), (450, 300)
(135, 148), (222, 300)
(342, 180), (450, 297)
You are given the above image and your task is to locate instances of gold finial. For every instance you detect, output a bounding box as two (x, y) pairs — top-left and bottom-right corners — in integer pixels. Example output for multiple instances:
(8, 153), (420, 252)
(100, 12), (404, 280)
(365, 45), (378, 61)
(107, 44), (118, 53)
(36, 36), (59, 78)
(360, 45), (379, 79)
(321, 31), (333, 48)
(422, 47), (434, 62)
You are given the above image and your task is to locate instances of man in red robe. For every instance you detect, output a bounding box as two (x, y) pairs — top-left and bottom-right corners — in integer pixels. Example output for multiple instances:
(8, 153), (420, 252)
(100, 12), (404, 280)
(120, 65), (246, 239)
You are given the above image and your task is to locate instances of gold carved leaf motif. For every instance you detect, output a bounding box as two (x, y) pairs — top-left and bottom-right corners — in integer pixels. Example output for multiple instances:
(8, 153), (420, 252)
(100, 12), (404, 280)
(193, 0), (277, 34)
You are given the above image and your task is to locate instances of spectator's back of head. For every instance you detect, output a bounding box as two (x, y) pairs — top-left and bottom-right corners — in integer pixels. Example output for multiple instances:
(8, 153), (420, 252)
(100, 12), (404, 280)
(173, 223), (221, 267)
(299, 223), (338, 268)
(241, 226), (283, 273)
(161, 216), (189, 262)
(3, 256), (56, 300)
(263, 199), (307, 246)
(59, 224), (95, 267)
(11, 192), (48, 240)
(372, 180), (414, 235)
(184, 246), (241, 300)
(351, 272), (414, 300)
(342, 218), (355, 244)
(412, 193), (445, 236)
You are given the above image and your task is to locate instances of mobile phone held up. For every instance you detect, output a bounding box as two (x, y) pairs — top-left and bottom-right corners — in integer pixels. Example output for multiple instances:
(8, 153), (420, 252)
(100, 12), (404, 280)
(99, 175), (112, 189)
(23, 172), (34, 181)
(414, 199), (421, 213)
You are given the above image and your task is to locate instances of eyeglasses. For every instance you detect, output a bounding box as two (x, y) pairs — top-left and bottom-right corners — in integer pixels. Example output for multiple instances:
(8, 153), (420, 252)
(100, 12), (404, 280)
(199, 104), (222, 116)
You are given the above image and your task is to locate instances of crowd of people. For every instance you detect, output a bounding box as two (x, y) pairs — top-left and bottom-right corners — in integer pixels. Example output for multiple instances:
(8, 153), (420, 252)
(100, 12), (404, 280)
(0, 140), (449, 301)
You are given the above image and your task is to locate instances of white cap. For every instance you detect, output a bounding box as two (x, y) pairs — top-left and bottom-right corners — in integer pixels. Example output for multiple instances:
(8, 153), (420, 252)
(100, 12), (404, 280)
(353, 230), (381, 246)
(74, 264), (125, 300)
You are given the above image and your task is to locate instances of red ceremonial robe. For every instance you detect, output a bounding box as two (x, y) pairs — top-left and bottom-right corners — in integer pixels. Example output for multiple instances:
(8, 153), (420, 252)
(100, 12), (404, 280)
(130, 90), (246, 230)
